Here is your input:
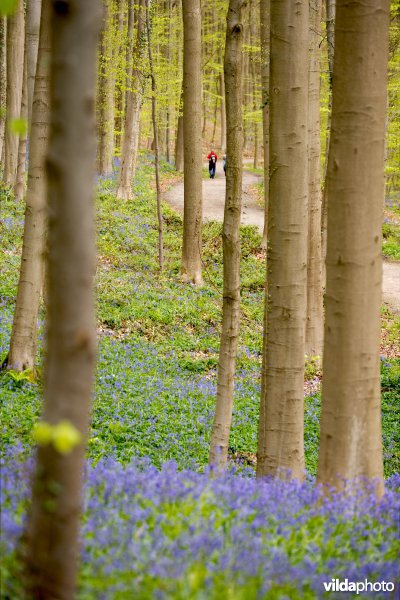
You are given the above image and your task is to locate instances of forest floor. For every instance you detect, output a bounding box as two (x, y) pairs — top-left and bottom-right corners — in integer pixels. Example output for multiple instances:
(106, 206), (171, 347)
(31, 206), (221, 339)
(165, 164), (400, 314)
(1, 163), (399, 598)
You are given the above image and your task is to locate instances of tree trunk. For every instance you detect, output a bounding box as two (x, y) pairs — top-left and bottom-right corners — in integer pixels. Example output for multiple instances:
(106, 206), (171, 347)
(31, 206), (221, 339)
(22, 0), (101, 596)
(202, 83), (207, 137)
(259, 0), (269, 249)
(165, 0), (172, 163)
(125, 0), (135, 104)
(321, 0), (336, 283)
(3, 0), (24, 186)
(220, 70), (226, 150)
(257, 0), (309, 480)
(0, 17), (6, 168)
(317, 0), (389, 496)
(26, 0), (42, 126)
(146, 0), (163, 270)
(181, 0), (203, 285)
(14, 48), (27, 201)
(7, 0), (51, 373)
(305, 0), (323, 356)
(242, 14), (249, 152)
(175, 83), (184, 171)
(211, 76), (219, 146)
(113, 0), (125, 155)
(117, 0), (146, 200)
(209, 0), (245, 468)
(98, 0), (116, 177)
(250, 0), (259, 169)
(325, 0), (335, 82)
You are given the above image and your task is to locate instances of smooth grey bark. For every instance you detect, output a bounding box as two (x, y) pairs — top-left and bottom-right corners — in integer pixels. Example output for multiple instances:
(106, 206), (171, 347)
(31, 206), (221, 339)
(113, 0), (125, 155)
(98, 0), (116, 176)
(26, 0), (42, 125)
(7, 0), (51, 373)
(317, 0), (389, 497)
(175, 83), (184, 171)
(14, 48), (27, 201)
(0, 17), (6, 168)
(146, 0), (163, 269)
(181, 0), (203, 285)
(259, 0), (269, 248)
(305, 0), (324, 356)
(220, 70), (226, 150)
(3, 0), (24, 185)
(165, 0), (172, 163)
(257, 0), (309, 480)
(321, 0), (336, 282)
(117, 0), (146, 200)
(209, 0), (245, 468)
(23, 0), (101, 597)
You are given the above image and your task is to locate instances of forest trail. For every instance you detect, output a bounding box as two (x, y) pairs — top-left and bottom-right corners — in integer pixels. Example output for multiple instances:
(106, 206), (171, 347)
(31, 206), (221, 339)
(165, 162), (263, 227)
(165, 164), (400, 315)
(383, 260), (400, 314)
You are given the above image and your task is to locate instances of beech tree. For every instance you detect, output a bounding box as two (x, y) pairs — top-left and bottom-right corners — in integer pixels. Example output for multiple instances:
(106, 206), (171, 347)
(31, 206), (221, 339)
(26, 0), (41, 125)
(321, 0), (336, 279)
(317, 0), (390, 496)
(3, 0), (24, 186)
(259, 0), (269, 249)
(181, 0), (203, 285)
(22, 0), (101, 595)
(117, 0), (147, 200)
(175, 83), (184, 170)
(0, 17), (6, 166)
(98, 0), (118, 177)
(6, 0), (51, 372)
(14, 48), (27, 201)
(306, 0), (323, 356)
(146, 0), (164, 269)
(257, 0), (309, 480)
(209, 0), (245, 468)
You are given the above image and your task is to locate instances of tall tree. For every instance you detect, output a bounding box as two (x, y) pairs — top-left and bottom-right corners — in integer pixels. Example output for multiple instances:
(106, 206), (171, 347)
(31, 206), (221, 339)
(22, 0), (101, 595)
(0, 17), (6, 167)
(317, 0), (389, 496)
(6, 0), (50, 373)
(305, 0), (323, 356)
(98, 0), (117, 177)
(321, 0), (336, 280)
(257, 0), (309, 480)
(14, 48), (27, 201)
(219, 70), (226, 151)
(146, 0), (164, 269)
(181, 0), (203, 285)
(26, 0), (42, 125)
(3, 0), (24, 186)
(164, 0), (172, 163)
(259, 0), (269, 249)
(117, 0), (146, 200)
(174, 83), (184, 170)
(209, 0), (245, 468)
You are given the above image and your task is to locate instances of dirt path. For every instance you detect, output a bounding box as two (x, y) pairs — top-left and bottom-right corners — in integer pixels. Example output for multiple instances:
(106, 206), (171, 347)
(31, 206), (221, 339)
(383, 260), (400, 314)
(165, 165), (400, 315)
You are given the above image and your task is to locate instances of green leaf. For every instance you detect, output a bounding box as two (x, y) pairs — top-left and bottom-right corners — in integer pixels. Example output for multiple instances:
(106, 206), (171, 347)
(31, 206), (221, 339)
(9, 118), (27, 136)
(0, 0), (18, 16)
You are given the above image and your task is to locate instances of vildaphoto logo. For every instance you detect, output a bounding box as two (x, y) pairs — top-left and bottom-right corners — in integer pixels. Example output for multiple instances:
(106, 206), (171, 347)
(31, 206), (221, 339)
(323, 579), (395, 595)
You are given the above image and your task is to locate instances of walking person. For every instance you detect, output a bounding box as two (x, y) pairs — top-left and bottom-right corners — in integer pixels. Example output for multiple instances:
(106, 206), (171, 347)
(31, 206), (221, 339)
(223, 154), (226, 176)
(207, 150), (218, 179)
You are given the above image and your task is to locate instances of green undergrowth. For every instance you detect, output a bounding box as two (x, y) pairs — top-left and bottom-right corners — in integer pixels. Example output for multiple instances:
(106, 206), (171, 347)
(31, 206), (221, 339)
(96, 157), (265, 369)
(383, 220), (400, 260)
(0, 158), (399, 477)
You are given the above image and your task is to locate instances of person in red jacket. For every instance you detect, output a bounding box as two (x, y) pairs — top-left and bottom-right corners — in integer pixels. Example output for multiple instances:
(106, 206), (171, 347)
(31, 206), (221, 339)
(207, 150), (218, 179)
